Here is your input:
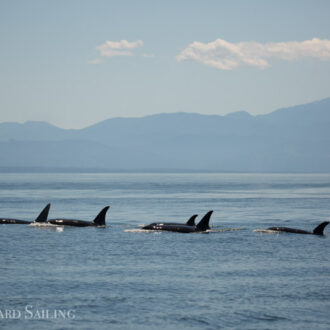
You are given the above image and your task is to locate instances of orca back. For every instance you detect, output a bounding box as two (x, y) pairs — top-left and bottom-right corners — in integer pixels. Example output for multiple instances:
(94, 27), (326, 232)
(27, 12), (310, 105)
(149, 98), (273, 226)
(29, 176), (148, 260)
(92, 206), (110, 226)
(186, 214), (198, 226)
(313, 221), (329, 235)
(196, 211), (213, 231)
(34, 204), (51, 223)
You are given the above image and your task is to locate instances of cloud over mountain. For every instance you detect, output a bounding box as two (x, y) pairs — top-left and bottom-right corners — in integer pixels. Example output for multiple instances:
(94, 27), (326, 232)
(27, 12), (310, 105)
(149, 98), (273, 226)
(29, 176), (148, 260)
(177, 38), (330, 70)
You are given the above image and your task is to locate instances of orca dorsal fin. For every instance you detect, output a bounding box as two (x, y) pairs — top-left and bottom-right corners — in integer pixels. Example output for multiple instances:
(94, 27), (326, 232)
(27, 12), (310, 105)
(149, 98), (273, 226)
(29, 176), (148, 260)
(196, 211), (213, 231)
(93, 206), (110, 226)
(186, 214), (198, 226)
(312, 221), (329, 235)
(34, 204), (51, 223)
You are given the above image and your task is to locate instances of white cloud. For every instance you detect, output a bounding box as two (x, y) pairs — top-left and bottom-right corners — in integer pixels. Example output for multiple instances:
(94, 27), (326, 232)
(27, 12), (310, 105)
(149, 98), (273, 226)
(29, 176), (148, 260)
(97, 39), (144, 58)
(177, 38), (330, 70)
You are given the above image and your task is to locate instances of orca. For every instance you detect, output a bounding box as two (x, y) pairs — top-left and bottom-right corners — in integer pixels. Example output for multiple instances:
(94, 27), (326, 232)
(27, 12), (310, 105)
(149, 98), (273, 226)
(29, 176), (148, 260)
(142, 214), (198, 230)
(266, 221), (329, 235)
(0, 204), (50, 224)
(44, 206), (110, 227)
(142, 211), (213, 233)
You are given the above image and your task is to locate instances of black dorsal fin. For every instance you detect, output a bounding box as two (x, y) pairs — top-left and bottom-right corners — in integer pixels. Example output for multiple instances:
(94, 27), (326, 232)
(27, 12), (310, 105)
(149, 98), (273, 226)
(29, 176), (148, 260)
(312, 221), (329, 235)
(93, 206), (110, 226)
(34, 204), (51, 223)
(186, 214), (198, 226)
(196, 211), (213, 231)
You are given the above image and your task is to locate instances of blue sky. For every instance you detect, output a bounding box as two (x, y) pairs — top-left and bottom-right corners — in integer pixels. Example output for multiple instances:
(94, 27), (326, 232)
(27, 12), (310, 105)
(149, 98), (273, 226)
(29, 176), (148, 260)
(1, 0), (330, 128)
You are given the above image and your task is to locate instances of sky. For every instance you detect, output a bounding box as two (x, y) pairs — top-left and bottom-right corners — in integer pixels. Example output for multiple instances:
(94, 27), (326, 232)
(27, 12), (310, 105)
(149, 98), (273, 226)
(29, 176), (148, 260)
(1, 0), (330, 129)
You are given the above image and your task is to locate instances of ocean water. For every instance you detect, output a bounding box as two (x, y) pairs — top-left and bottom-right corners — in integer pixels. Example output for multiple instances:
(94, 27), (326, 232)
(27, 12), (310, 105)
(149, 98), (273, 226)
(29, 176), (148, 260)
(0, 173), (330, 330)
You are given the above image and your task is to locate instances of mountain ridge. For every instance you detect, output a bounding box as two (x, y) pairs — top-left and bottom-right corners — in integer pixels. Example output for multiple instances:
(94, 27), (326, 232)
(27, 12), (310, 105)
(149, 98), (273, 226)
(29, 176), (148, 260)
(0, 97), (330, 172)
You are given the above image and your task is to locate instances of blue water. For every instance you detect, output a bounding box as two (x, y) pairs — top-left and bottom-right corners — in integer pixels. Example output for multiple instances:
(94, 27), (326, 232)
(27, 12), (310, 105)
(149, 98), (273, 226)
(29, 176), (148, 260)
(0, 173), (330, 329)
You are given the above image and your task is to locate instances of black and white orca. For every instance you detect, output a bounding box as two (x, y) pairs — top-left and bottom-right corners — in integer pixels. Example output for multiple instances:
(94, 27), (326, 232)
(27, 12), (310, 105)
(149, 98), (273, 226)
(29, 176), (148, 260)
(142, 211), (213, 233)
(142, 214), (198, 230)
(45, 206), (110, 227)
(260, 221), (329, 235)
(0, 204), (50, 224)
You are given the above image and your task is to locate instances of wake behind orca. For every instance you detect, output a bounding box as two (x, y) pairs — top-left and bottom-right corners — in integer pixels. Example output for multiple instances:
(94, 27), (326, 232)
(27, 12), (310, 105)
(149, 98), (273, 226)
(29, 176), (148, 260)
(43, 206), (110, 227)
(0, 204), (50, 224)
(142, 211), (213, 233)
(256, 221), (329, 235)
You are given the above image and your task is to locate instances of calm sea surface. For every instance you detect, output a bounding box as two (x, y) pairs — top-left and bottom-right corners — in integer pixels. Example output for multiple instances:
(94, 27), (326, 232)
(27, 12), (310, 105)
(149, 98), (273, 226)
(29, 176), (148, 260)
(0, 173), (330, 329)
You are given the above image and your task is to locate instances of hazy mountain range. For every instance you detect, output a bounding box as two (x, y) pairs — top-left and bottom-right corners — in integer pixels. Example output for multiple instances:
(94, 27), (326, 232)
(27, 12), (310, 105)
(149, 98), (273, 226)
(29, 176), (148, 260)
(1, 98), (330, 172)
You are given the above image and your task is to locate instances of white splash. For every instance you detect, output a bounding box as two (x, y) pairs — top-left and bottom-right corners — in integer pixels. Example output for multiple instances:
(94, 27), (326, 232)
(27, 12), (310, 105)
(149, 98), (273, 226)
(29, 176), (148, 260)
(124, 228), (154, 233)
(29, 222), (57, 227)
(254, 229), (280, 234)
